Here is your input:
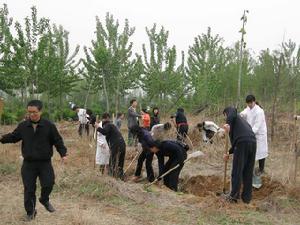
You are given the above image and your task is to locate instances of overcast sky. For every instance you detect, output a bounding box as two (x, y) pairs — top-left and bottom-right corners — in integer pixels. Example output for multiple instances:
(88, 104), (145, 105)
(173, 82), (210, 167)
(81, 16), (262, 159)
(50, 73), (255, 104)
(3, 0), (300, 57)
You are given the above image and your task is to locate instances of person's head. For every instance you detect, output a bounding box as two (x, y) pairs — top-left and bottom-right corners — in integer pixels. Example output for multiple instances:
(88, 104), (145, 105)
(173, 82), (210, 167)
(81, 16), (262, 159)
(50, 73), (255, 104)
(141, 108), (148, 114)
(150, 140), (161, 153)
(27, 100), (43, 122)
(86, 109), (93, 116)
(153, 107), (159, 115)
(101, 112), (110, 122)
(130, 99), (138, 108)
(223, 106), (237, 119)
(72, 105), (79, 112)
(163, 122), (172, 130)
(177, 108), (184, 113)
(245, 95), (256, 109)
(117, 112), (124, 119)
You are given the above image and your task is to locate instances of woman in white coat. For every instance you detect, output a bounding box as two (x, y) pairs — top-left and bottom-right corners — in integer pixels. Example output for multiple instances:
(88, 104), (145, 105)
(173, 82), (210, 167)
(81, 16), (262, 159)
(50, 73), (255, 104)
(96, 121), (110, 174)
(240, 95), (268, 175)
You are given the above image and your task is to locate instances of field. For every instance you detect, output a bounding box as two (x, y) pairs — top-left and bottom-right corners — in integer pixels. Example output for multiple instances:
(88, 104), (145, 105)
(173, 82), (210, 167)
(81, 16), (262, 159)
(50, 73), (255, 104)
(0, 115), (300, 225)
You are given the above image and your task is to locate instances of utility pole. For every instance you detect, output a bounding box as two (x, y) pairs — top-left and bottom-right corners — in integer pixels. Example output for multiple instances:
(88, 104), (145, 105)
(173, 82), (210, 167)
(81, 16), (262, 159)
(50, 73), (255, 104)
(236, 10), (249, 108)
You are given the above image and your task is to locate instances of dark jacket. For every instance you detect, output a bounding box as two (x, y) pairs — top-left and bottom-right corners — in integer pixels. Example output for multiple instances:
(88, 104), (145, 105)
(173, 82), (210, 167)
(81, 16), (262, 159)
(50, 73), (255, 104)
(223, 107), (256, 153)
(150, 114), (160, 129)
(175, 111), (187, 125)
(0, 119), (67, 161)
(97, 121), (125, 149)
(137, 128), (155, 149)
(127, 106), (140, 129)
(156, 141), (187, 175)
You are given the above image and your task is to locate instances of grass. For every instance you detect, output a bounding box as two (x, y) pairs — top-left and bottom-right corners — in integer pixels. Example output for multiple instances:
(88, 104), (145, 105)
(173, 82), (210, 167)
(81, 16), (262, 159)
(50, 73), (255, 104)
(0, 116), (300, 225)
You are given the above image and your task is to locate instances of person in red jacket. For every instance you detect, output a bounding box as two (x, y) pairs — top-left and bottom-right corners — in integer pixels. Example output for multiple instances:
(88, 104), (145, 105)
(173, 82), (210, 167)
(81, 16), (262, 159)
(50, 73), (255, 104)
(141, 108), (151, 130)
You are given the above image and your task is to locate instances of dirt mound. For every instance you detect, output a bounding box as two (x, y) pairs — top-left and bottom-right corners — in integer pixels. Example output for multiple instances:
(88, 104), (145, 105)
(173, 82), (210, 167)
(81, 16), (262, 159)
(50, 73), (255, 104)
(182, 175), (286, 200)
(182, 175), (228, 197)
(253, 176), (285, 200)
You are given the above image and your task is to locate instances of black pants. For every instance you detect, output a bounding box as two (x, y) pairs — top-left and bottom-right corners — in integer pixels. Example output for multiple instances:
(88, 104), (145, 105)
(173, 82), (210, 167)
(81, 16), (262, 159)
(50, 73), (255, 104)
(163, 151), (187, 191)
(134, 148), (154, 182)
(78, 123), (89, 137)
(177, 125), (188, 141)
(21, 161), (55, 215)
(127, 129), (137, 147)
(258, 158), (266, 173)
(109, 141), (126, 179)
(230, 141), (256, 203)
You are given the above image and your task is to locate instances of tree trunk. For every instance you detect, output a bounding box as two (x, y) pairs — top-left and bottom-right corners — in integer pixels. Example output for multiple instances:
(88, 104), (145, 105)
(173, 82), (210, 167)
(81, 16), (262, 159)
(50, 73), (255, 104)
(102, 73), (110, 112)
(271, 56), (283, 142)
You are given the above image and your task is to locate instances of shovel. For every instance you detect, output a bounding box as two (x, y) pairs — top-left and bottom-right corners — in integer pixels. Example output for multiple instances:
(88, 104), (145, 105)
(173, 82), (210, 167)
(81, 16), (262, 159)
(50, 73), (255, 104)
(216, 134), (229, 196)
(144, 151), (205, 188)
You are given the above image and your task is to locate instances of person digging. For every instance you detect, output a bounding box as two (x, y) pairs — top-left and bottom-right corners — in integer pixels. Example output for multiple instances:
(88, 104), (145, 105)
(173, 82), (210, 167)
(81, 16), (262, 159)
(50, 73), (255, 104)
(222, 106), (257, 204)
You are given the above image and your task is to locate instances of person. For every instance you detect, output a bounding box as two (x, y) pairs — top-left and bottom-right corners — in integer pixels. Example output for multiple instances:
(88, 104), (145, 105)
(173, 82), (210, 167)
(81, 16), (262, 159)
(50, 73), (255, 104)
(151, 122), (172, 141)
(114, 112), (124, 130)
(150, 140), (187, 191)
(95, 121), (110, 174)
(72, 106), (89, 137)
(240, 95), (268, 175)
(223, 106), (256, 204)
(196, 121), (225, 144)
(0, 100), (67, 221)
(141, 108), (151, 130)
(150, 107), (160, 129)
(171, 108), (188, 141)
(86, 109), (96, 128)
(127, 99), (141, 146)
(96, 113), (126, 180)
(130, 125), (156, 182)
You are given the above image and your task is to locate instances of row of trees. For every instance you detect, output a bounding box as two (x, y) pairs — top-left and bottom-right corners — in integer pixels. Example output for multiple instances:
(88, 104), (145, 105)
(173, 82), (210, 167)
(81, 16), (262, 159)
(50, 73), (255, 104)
(1, 4), (300, 121)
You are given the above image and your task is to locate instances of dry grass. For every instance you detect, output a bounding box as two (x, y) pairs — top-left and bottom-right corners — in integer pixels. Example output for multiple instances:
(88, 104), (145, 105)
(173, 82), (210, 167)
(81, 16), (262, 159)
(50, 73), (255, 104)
(0, 114), (300, 225)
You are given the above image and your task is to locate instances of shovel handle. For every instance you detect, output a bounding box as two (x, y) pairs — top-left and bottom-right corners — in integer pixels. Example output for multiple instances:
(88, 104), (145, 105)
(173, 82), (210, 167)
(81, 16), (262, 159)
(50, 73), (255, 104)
(223, 134), (229, 192)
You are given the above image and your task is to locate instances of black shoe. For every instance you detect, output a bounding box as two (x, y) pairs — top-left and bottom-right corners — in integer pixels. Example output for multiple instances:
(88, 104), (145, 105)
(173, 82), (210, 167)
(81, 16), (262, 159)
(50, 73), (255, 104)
(26, 210), (37, 221)
(221, 193), (238, 203)
(39, 200), (56, 213)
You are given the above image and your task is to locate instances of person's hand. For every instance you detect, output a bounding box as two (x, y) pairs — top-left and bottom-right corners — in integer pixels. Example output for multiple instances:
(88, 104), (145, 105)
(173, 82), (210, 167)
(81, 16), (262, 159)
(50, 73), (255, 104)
(223, 153), (229, 162)
(61, 156), (67, 164)
(223, 124), (230, 133)
(95, 123), (99, 129)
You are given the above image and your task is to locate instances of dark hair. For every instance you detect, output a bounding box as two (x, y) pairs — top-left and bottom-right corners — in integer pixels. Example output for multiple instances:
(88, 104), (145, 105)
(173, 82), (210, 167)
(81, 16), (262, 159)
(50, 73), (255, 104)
(130, 99), (137, 105)
(153, 107), (159, 113)
(72, 105), (79, 111)
(117, 112), (123, 118)
(86, 109), (93, 115)
(163, 122), (171, 130)
(102, 112), (110, 119)
(196, 122), (204, 129)
(177, 108), (184, 113)
(245, 95), (256, 103)
(27, 100), (43, 111)
(141, 108), (147, 113)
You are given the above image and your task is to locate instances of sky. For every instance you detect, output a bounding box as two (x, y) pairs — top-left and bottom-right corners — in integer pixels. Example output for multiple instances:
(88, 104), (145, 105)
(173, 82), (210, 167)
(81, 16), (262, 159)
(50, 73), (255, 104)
(2, 0), (300, 58)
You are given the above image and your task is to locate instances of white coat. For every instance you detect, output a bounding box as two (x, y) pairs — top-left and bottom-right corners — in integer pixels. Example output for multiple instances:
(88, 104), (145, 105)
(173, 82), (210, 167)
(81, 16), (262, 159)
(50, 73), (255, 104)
(77, 108), (88, 124)
(95, 121), (110, 165)
(240, 104), (268, 160)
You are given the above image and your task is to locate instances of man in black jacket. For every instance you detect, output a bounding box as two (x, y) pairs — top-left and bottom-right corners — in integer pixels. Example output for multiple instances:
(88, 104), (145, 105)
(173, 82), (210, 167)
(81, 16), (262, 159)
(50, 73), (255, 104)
(0, 100), (67, 221)
(223, 106), (256, 203)
(96, 113), (126, 180)
(150, 140), (187, 191)
(130, 125), (155, 182)
(171, 108), (189, 141)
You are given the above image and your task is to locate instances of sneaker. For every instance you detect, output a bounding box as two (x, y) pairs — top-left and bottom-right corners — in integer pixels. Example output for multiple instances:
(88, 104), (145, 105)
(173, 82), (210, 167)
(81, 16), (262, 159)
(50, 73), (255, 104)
(39, 200), (56, 213)
(26, 210), (37, 221)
